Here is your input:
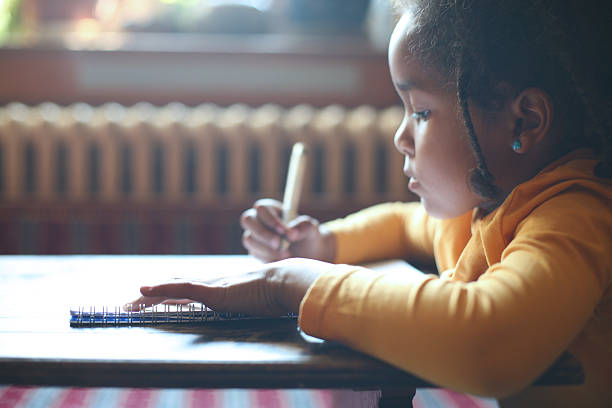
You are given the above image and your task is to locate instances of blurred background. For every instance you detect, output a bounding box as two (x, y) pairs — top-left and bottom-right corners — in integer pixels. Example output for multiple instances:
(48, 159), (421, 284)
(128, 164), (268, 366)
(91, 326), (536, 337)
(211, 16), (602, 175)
(0, 0), (411, 255)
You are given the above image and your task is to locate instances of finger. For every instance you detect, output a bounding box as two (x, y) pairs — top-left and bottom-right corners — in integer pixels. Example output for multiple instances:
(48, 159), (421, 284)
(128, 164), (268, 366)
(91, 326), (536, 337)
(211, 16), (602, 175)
(243, 237), (289, 263)
(242, 230), (283, 261)
(241, 213), (283, 250)
(140, 282), (203, 300)
(160, 298), (193, 305)
(123, 295), (169, 311)
(253, 200), (286, 233)
(241, 208), (285, 246)
(253, 198), (283, 214)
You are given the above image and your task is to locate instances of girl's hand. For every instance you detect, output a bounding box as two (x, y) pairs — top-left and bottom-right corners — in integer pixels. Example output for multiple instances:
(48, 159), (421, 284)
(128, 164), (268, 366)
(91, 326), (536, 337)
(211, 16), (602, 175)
(240, 199), (336, 263)
(126, 258), (331, 316)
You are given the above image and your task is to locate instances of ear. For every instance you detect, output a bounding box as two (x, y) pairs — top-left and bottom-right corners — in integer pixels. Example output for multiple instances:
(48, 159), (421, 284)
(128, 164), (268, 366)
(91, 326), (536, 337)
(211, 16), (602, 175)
(509, 88), (552, 154)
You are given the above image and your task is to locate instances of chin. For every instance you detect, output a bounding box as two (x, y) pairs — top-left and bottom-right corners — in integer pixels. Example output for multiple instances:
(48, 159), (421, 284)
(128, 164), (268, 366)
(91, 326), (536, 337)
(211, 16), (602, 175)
(421, 198), (469, 220)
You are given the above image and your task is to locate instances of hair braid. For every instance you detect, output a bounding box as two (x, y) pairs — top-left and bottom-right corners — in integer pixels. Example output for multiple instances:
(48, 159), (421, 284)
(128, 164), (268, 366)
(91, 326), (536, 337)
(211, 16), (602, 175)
(456, 56), (500, 200)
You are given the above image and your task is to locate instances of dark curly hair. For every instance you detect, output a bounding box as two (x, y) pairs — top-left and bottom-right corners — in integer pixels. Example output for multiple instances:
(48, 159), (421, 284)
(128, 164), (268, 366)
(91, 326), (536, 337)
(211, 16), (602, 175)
(393, 0), (612, 200)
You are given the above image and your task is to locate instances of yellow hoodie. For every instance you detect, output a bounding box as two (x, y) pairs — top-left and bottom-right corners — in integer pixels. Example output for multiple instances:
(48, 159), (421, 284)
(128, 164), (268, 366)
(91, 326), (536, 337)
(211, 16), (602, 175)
(299, 150), (612, 407)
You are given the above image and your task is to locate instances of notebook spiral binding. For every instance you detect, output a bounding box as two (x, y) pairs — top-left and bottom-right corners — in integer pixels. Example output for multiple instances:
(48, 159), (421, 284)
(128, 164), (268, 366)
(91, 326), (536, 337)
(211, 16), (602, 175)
(70, 304), (297, 327)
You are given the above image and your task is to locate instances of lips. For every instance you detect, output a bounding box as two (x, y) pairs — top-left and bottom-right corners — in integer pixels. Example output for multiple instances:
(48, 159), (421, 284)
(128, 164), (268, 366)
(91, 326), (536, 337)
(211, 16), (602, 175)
(408, 177), (420, 191)
(403, 160), (420, 191)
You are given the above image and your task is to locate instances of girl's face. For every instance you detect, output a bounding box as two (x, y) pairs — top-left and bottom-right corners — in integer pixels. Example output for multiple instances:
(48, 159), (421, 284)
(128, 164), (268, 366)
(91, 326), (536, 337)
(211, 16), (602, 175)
(389, 12), (494, 219)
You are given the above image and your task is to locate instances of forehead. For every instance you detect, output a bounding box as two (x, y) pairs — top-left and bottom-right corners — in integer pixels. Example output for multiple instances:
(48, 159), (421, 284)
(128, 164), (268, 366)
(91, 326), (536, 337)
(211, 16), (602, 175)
(389, 12), (449, 92)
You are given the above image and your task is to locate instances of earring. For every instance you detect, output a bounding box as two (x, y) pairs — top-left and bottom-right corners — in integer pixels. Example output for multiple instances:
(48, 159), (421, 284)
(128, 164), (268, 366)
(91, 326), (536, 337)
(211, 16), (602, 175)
(512, 139), (522, 152)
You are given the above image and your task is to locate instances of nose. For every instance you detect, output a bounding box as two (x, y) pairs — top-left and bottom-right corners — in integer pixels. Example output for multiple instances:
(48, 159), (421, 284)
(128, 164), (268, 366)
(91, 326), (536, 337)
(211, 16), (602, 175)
(393, 114), (415, 157)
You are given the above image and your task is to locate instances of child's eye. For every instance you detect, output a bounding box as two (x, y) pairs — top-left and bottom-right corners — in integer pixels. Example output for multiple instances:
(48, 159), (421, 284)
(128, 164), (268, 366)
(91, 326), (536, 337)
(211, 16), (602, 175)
(411, 110), (431, 121)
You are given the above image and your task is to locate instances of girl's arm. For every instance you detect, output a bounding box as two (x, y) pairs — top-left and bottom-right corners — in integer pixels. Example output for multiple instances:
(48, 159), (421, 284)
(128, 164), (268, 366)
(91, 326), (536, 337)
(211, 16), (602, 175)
(324, 201), (439, 266)
(300, 193), (610, 397)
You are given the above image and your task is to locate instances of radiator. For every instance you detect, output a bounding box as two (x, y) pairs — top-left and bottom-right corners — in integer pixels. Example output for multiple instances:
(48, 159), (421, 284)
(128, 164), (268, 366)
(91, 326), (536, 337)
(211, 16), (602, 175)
(0, 102), (406, 205)
(0, 102), (409, 254)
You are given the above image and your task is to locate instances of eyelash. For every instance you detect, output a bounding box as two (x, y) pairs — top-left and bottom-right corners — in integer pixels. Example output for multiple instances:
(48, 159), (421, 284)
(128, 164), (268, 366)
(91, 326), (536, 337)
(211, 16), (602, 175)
(411, 110), (431, 121)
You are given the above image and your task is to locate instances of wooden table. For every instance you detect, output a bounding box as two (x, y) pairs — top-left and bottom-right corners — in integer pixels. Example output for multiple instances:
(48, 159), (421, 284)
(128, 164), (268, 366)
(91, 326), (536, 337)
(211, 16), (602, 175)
(0, 256), (584, 407)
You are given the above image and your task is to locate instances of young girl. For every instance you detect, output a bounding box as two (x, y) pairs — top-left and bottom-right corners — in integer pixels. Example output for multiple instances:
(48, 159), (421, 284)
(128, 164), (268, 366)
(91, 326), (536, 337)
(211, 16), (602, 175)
(133, 0), (612, 405)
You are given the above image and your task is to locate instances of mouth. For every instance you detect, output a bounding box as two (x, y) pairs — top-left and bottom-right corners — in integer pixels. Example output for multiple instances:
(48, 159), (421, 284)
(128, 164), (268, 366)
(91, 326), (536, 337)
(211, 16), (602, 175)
(408, 177), (420, 191)
(403, 161), (420, 192)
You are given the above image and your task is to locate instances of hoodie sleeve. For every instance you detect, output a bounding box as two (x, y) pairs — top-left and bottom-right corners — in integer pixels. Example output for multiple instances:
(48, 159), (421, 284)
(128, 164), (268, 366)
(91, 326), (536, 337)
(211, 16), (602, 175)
(323, 201), (437, 266)
(300, 191), (610, 398)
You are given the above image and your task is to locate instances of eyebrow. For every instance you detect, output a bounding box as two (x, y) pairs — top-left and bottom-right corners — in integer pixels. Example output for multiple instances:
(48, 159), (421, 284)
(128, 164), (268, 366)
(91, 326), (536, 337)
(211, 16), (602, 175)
(394, 80), (422, 91)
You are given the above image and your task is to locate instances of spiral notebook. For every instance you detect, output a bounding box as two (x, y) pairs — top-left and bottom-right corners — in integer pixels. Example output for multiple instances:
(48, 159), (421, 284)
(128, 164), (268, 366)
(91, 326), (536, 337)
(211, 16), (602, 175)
(70, 304), (297, 327)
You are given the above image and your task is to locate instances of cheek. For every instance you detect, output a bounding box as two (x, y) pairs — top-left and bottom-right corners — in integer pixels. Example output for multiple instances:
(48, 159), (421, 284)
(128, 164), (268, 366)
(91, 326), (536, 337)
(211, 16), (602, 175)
(418, 122), (475, 181)
(419, 119), (463, 155)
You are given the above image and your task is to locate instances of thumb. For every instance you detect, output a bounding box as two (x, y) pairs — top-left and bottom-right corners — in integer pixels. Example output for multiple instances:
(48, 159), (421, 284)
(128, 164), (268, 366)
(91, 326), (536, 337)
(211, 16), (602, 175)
(286, 216), (320, 241)
(140, 282), (198, 299)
